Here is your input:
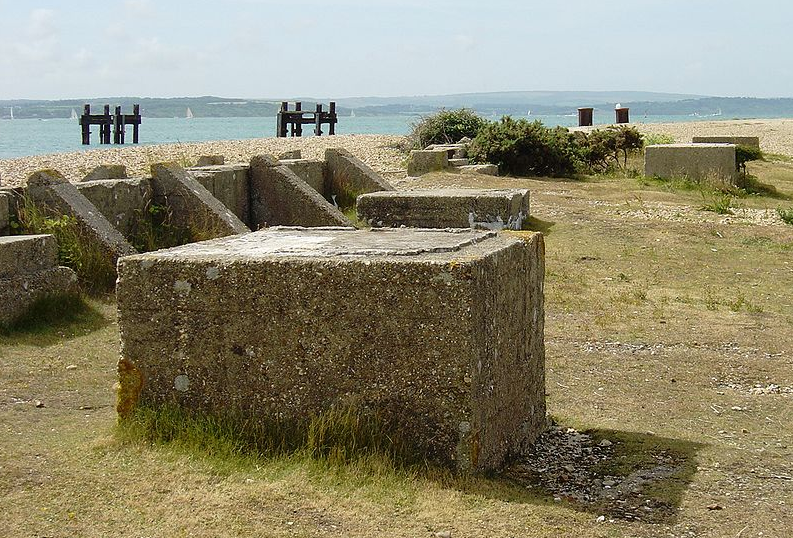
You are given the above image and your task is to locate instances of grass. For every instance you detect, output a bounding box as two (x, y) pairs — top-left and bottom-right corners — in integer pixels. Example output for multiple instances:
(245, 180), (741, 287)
(2, 158), (793, 536)
(699, 192), (735, 215)
(778, 207), (793, 225)
(0, 293), (109, 345)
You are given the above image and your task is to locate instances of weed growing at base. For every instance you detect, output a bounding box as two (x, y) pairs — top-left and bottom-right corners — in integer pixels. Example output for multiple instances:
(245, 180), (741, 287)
(11, 195), (116, 294)
(778, 207), (793, 225)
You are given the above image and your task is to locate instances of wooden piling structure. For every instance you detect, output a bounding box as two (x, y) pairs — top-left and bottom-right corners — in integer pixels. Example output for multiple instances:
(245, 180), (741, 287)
(81, 104), (141, 145)
(277, 101), (338, 137)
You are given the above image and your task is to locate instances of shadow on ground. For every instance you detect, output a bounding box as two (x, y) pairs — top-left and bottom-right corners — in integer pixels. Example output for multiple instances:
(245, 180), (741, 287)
(455, 423), (703, 524)
(0, 294), (111, 347)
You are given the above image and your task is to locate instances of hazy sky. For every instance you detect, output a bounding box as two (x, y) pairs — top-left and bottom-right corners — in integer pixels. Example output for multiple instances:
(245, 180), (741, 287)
(0, 0), (790, 100)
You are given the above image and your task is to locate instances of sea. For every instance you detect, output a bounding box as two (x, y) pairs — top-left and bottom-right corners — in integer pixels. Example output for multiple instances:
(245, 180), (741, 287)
(0, 112), (775, 160)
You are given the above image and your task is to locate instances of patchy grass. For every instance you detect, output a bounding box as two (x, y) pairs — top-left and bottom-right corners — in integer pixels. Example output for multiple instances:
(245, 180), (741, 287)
(0, 293), (109, 345)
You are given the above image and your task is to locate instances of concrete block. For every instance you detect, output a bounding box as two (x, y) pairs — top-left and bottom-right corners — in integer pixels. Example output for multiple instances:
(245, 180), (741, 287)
(324, 148), (394, 207)
(692, 136), (760, 149)
(0, 234), (58, 279)
(357, 189), (529, 230)
(644, 143), (738, 186)
(26, 170), (138, 263)
(426, 144), (467, 159)
(249, 155), (352, 228)
(82, 164), (128, 182)
(196, 155), (225, 167)
(150, 162), (250, 239)
(407, 149), (449, 176)
(116, 227), (546, 472)
(77, 178), (154, 238)
(278, 150), (301, 160)
(186, 165), (250, 225)
(449, 158), (470, 167)
(279, 159), (326, 195)
(459, 164), (499, 176)
(0, 266), (78, 326)
(0, 191), (9, 235)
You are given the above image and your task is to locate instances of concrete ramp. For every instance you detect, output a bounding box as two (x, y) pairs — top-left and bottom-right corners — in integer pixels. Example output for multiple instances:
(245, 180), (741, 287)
(324, 148), (394, 207)
(249, 155), (352, 228)
(26, 170), (137, 263)
(150, 163), (250, 239)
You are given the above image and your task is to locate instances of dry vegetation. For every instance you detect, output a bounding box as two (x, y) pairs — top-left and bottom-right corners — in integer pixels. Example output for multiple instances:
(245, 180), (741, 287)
(2, 142), (793, 537)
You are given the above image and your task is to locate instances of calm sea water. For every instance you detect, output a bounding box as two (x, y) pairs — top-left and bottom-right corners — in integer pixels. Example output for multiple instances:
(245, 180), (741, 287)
(0, 112), (770, 159)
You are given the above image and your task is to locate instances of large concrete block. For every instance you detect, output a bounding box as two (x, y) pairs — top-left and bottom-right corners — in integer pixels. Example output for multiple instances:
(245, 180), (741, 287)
(0, 234), (58, 278)
(407, 149), (449, 176)
(0, 191), (9, 235)
(150, 163), (250, 239)
(358, 189), (530, 230)
(692, 136), (760, 149)
(644, 143), (738, 186)
(249, 155), (351, 228)
(324, 148), (394, 207)
(279, 158), (325, 195)
(459, 164), (499, 176)
(116, 227), (546, 472)
(82, 164), (128, 182)
(26, 169), (138, 263)
(186, 165), (250, 225)
(0, 235), (78, 326)
(77, 178), (154, 238)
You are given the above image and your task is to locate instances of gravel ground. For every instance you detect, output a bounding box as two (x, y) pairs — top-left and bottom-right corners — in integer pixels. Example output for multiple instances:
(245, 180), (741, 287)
(0, 134), (406, 188)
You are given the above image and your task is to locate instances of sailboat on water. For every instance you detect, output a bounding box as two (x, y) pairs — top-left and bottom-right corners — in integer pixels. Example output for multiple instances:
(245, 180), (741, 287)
(186, 107), (194, 119)
(70, 108), (78, 120)
(9, 106), (14, 120)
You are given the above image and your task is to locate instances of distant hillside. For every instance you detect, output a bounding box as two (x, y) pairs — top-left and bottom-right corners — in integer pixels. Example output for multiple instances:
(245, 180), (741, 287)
(2, 93), (793, 120)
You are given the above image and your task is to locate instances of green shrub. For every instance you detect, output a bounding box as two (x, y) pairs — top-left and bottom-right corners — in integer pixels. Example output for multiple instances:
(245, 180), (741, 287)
(778, 207), (793, 225)
(735, 144), (763, 177)
(643, 133), (676, 145)
(409, 108), (487, 149)
(468, 118), (583, 177)
(577, 126), (644, 172)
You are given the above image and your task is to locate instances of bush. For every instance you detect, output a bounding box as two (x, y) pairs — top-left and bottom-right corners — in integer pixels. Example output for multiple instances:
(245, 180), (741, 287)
(409, 108), (487, 149)
(735, 144), (763, 176)
(468, 117), (583, 177)
(577, 126), (644, 173)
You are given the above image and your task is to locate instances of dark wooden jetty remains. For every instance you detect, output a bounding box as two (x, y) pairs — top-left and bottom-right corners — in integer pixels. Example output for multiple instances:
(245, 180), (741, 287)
(80, 104), (141, 145)
(276, 101), (337, 137)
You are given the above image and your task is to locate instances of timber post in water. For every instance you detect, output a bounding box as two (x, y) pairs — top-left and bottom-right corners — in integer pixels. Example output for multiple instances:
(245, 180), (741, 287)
(276, 101), (338, 137)
(80, 104), (141, 145)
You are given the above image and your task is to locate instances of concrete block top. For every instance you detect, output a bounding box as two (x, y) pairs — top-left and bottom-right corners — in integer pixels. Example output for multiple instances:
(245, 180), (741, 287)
(646, 143), (736, 149)
(123, 226), (506, 263)
(362, 188), (525, 200)
(0, 234), (58, 278)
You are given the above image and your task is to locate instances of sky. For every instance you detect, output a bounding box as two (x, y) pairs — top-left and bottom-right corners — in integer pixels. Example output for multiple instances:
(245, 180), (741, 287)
(0, 0), (790, 100)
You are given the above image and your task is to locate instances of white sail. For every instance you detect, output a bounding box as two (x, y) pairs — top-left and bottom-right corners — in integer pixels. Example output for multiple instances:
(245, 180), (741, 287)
(70, 108), (78, 120)
(186, 107), (194, 119)
(9, 106), (13, 120)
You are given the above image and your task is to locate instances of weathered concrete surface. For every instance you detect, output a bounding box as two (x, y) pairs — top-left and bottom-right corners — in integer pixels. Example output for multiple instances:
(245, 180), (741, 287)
(26, 170), (138, 262)
(459, 164), (499, 176)
(82, 164), (128, 181)
(426, 144), (467, 159)
(0, 191), (9, 235)
(324, 148), (394, 207)
(644, 143), (738, 186)
(77, 178), (154, 237)
(249, 155), (352, 228)
(150, 162), (250, 239)
(0, 234), (78, 326)
(186, 165), (250, 225)
(407, 149), (449, 176)
(692, 136), (760, 149)
(279, 159), (325, 195)
(116, 227), (546, 473)
(278, 150), (301, 160)
(449, 158), (470, 167)
(358, 189), (529, 230)
(0, 234), (58, 278)
(196, 155), (225, 166)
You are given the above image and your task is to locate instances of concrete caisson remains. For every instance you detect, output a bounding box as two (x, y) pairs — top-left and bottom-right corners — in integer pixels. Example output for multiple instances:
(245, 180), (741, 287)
(357, 188), (530, 230)
(692, 136), (760, 149)
(116, 227), (546, 472)
(0, 191), (9, 235)
(644, 143), (738, 186)
(407, 149), (449, 176)
(0, 234), (77, 325)
(324, 148), (395, 206)
(77, 178), (153, 237)
(186, 164), (250, 226)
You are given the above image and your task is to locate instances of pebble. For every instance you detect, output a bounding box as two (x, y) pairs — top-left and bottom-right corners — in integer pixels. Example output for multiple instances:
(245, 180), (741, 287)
(34, 400), (45, 408)
(65, 364), (78, 371)
(596, 515), (606, 523)
(435, 532), (452, 538)
(599, 439), (613, 447)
